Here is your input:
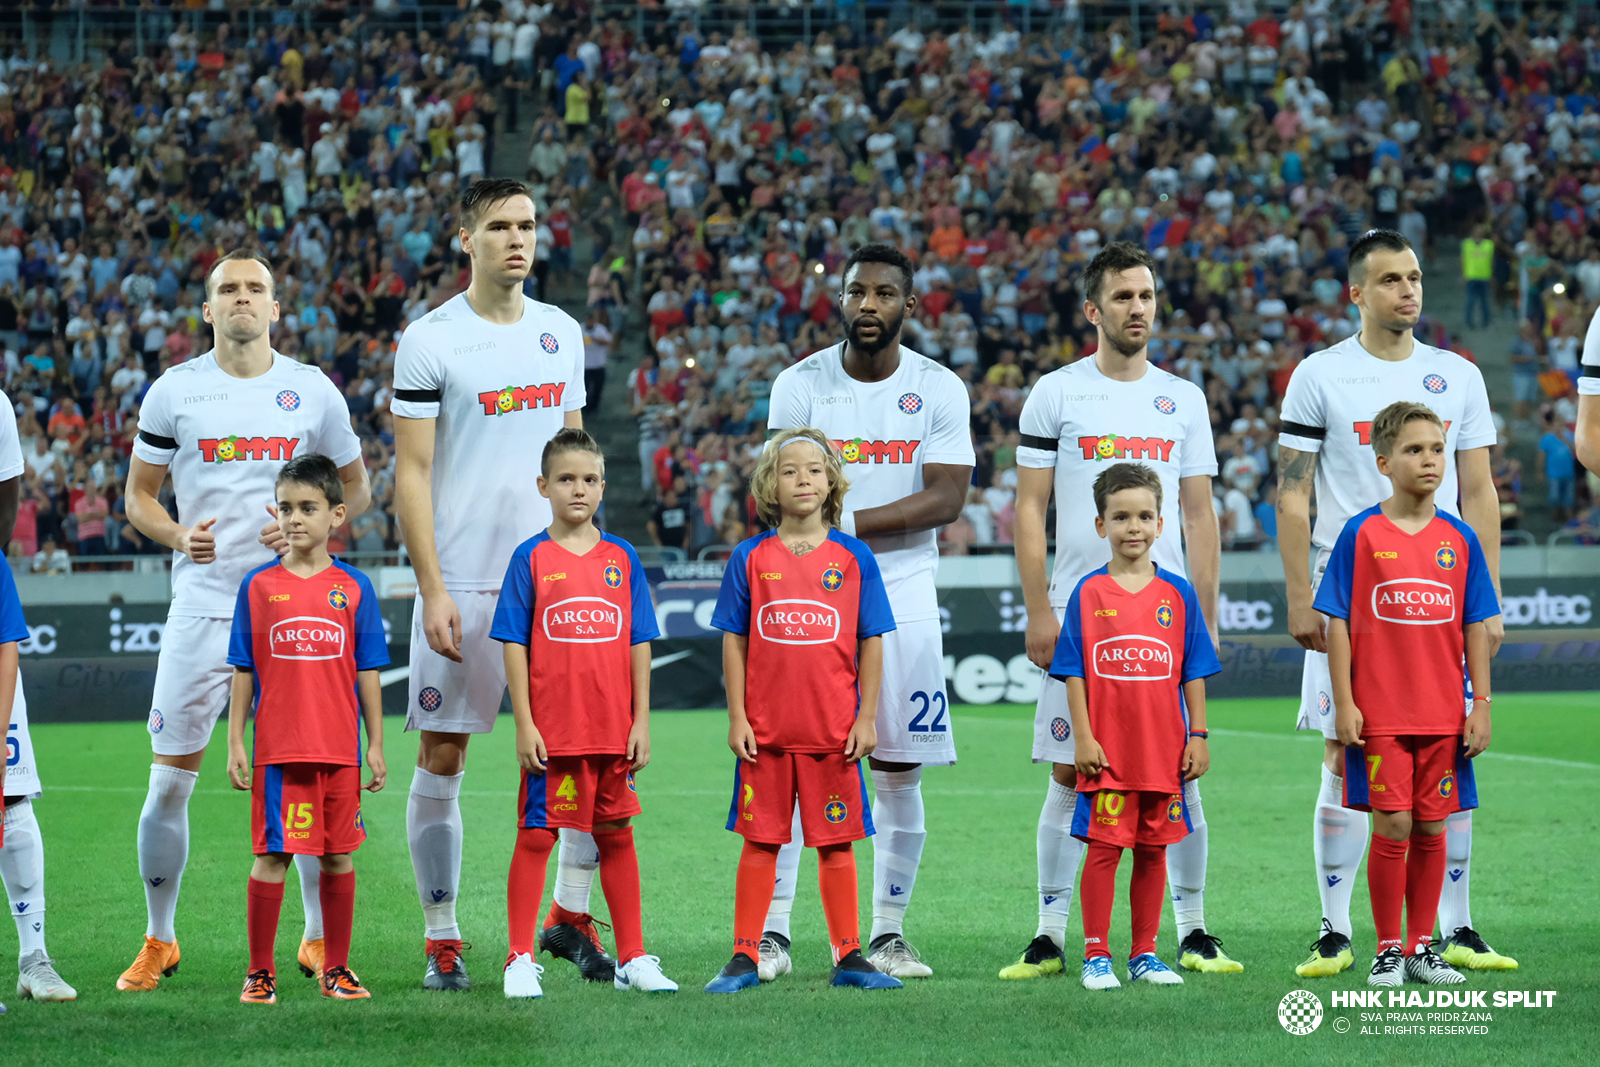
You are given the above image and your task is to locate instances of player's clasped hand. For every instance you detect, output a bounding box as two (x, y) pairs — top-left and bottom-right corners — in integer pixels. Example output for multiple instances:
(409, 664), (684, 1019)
(843, 718), (876, 764)
(226, 742), (251, 791)
(728, 716), (758, 763)
(1182, 737), (1209, 781)
(626, 721), (651, 773)
(1074, 736), (1108, 779)
(1288, 603), (1328, 654)
(179, 517), (219, 565)
(423, 591), (465, 663)
(257, 504), (289, 557)
(1335, 702), (1364, 747)
(1024, 611), (1061, 672)
(364, 742), (387, 792)
(516, 723), (549, 773)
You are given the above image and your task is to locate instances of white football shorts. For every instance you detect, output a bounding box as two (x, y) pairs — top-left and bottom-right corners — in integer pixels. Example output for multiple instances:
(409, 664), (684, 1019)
(5, 669), (42, 798)
(405, 590), (508, 735)
(147, 615), (234, 757)
(870, 617), (956, 766)
(1032, 609), (1075, 763)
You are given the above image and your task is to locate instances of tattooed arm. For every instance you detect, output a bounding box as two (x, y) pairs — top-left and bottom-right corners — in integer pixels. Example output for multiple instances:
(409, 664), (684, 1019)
(1276, 446), (1326, 653)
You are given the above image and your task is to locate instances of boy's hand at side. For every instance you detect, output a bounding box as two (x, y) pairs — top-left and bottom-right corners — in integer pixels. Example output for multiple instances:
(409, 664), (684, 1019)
(227, 743), (251, 790)
(1335, 703), (1364, 747)
(728, 716), (757, 763)
(626, 720), (651, 772)
(364, 743), (387, 792)
(844, 718), (877, 764)
(1182, 737), (1209, 780)
(1463, 700), (1492, 758)
(1074, 737), (1108, 779)
(516, 724), (548, 773)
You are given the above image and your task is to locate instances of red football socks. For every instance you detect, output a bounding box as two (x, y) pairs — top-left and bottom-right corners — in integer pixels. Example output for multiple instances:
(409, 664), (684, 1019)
(1080, 840), (1120, 960)
(1405, 830), (1447, 955)
(509, 827), (557, 958)
(1368, 832), (1409, 953)
(734, 840), (780, 961)
(1129, 844), (1166, 959)
(320, 869), (356, 972)
(815, 843), (859, 962)
(545, 899), (584, 929)
(594, 826), (644, 965)
(246, 877), (285, 975)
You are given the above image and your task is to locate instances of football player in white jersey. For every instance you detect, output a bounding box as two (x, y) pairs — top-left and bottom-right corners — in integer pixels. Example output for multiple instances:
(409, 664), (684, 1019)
(757, 244), (974, 980)
(1002, 242), (1232, 982)
(1577, 308), (1600, 472)
(1276, 230), (1511, 977)
(119, 250), (369, 991)
(392, 178), (591, 993)
(0, 391), (75, 1002)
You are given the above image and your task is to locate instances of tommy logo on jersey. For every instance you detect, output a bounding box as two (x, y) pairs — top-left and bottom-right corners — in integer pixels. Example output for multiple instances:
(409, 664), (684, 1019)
(1076, 435), (1175, 462)
(756, 599), (841, 644)
(1091, 635), (1174, 681)
(197, 436), (300, 463)
(268, 617), (347, 661)
(1371, 579), (1456, 625)
(542, 597), (623, 643)
(477, 382), (568, 416)
(1352, 419), (1452, 446)
(833, 438), (921, 464)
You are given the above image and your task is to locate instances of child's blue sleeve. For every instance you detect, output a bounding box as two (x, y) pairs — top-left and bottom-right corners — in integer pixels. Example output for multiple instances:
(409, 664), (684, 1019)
(0, 565), (28, 645)
(625, 543), (661, 644)
(711, 540), (754, 635)
(226, 573), (256, 669)
(489, 540), (537, 644)
(1312, 517), (1361, 621)
(351, 571), (390, 671)
(1180, 578), (1222, 682)
(851, 540), (896, 638)
(1048, 582), (1086, 680)
(1461, 527), (1500, 625)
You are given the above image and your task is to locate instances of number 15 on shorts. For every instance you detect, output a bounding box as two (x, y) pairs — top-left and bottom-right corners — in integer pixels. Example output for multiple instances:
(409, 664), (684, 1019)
(907, 690), (948, 733)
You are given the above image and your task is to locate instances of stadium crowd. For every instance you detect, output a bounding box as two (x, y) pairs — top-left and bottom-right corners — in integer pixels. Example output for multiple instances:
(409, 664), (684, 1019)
(7, 0), (1600, 570)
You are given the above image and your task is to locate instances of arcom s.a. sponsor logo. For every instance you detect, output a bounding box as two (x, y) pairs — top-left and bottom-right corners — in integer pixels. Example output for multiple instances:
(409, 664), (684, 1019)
(1091, 635), (1174, 681)
(268, 617), (347, 660)
(756, 599), (841, 645)
(197, 435), (300, 463)
(542, 597), (623, 643)
(1371, 579), (1456, 625)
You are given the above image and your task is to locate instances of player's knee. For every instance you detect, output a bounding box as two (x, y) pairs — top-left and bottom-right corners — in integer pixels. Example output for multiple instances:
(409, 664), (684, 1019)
(1412, 820), (1446, 837)
(416, 732), (470, 776)
(1322, 740), (1344, 774)
(319, 852), (354, 875)
(154, 750), (205, 773)
(1050, 763), (1077, 788)
(593, 818), (630, 832)
(868, 757), (920, 774)
(253, 853), (293, 879)
(1372, 810), (1411, 840)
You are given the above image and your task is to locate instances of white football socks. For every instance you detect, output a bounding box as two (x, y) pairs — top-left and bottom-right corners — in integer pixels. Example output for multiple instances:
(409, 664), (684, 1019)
(764, 807), (804, 940)
(407, 767), (464, 941)
(1, 800), (47, 958)
(869, 767), (926, 944)
(551, 828), (599, 914)
(1034, 777), (1081, 949)
(138, 764), (197, 942)
(1313, 764), (1368, 938)
(1167, 778), (1208, 940)
(295, 854), (324, 942)
(1438, 810), (1473, 938)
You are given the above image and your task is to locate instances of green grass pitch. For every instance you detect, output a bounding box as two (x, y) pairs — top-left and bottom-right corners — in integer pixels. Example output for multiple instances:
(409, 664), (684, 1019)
(2, 695), (1595, 1067)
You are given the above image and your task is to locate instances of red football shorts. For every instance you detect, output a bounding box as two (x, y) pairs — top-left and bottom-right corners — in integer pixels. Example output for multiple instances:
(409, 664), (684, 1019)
(519, 754), (641, 832)
(252, 763), (365, 856)
(725, 749), (874, 847)
(1071, 788), (1191, 848)
(1344, 734), (1464, 819)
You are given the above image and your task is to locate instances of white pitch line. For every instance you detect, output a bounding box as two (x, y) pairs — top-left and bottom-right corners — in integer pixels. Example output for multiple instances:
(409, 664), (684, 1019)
(1207, 727), (1598, 770)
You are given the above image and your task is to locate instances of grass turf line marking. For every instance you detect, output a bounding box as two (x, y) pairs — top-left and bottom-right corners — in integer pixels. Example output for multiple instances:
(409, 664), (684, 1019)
(1209, 727), (1599, 770)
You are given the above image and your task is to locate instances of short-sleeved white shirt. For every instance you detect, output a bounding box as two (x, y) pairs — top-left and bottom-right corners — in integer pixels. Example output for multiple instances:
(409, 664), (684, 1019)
(0, 389), (21, 482)
(1278, 334), (1497, 550)
(1016, 357), (1217, 605)
(392, 291), (585, 590)
(1581, 306), (1600, 396)
(131, 353), (363, 617)
(766, 343), (975, 624)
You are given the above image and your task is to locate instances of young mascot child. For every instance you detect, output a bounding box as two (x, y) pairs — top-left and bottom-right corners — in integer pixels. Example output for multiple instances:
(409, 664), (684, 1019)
(1049, 462), (1219, 991)
(1313, 401), (1497, 988)
(227, 454), (389, 1004)
(707, 427), (901, 993)
(490, 428), (676, 998)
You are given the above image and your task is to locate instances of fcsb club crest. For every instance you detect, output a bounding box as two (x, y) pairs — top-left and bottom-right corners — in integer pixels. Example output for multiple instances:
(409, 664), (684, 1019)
(276, 390), (301, 411)
(603, 564), (623, 588)
(1436, 546), (1457, 570)
(1424, 374), (1447, 394)
(1155, 604), (1174, 628)
(821, 567), (844, 591)
(1438, 773), (1455, 798)
(897, 392), (922, 415)
(539, 332), (560, 353)
(327, 589), (348, 611)
(824, 798), (848, 823)
(1153, 395), (1176, 415)
(1166, 796), (1184, 823)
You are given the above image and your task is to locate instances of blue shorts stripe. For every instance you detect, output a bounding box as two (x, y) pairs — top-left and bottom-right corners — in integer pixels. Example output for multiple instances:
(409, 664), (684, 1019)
(725, 760), (745, 833)
(1454, 749), (1479, 811)
(1178, 788), (1194, 833)
(1070, 790), (1092, 839)
(263, 765), (286, 853)
(855, 762), (875, 838)
(1344, 745), (1370, 807)
(521, 770), (549, 828)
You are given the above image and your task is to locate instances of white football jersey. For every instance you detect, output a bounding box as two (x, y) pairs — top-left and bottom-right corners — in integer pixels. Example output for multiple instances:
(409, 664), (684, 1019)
(132, 352), (364, 617)
(1017, 357), (1216, 606)
(1279, 334), (1497, 549)
(1582, 306), (1600, 396)
(767, 342), (975, 624)
(0, 389), (21, 482)
(392, 291), (585, 590)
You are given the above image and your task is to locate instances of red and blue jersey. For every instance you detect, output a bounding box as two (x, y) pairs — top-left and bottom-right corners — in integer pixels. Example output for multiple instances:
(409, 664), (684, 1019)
(1049, 566), (1220, 794)
(227, 559), (389, 766)
(1313, 505), (1499, 737)
(712, 529), (896, 753)
(489, 531), (659, 756)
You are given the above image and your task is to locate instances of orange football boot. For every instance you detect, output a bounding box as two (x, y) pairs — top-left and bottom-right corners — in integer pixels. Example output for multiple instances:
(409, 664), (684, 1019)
(240, 969), (277, 1005)
(321, 965), (371, 999)
(117, 936), (181, 991)
(297, 938), (326, 979)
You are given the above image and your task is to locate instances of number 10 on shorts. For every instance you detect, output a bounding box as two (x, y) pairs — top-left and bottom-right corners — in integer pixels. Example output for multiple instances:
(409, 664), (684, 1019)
(907, 691), (948, 733)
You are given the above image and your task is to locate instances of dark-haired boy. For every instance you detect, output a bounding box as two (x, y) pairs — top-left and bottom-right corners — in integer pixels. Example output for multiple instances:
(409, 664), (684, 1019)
(226, 454), (389, 1003)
